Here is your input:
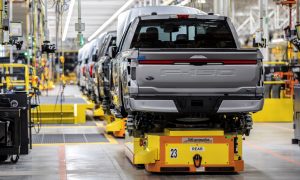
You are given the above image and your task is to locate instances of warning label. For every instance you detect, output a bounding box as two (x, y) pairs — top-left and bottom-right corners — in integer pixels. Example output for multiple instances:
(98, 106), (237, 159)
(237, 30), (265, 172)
(182, 137), (213, 144)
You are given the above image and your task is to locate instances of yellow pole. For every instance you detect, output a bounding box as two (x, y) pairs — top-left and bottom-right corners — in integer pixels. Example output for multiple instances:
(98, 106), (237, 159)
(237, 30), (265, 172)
(288, 41), (293, 61)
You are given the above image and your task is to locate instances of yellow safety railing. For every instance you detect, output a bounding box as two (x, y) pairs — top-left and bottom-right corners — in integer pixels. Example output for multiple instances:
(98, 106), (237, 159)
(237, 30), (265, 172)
(0, 63), (35, 92)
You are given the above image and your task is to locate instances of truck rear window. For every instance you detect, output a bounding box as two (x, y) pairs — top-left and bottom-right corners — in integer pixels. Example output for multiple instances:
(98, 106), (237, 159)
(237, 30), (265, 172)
(131, 19), (236, 49)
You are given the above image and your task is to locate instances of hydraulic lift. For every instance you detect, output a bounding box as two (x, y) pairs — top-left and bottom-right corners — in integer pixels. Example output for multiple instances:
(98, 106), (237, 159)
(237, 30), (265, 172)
(125, 129), (244, 173)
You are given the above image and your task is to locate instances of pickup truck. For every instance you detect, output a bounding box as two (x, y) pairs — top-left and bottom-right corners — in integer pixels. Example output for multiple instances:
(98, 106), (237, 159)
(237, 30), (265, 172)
(110, 6), (264, 136)
(93, 31), (116, 107)
(78, 44), (89, 93)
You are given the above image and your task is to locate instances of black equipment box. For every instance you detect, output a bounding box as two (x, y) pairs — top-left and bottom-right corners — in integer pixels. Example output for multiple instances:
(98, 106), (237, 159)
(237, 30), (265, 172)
(0, 92), (30, 163)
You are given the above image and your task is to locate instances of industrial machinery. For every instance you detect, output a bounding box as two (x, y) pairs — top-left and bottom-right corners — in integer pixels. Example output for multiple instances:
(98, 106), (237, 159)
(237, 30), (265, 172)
(0, 93), (32, 163)
(57, 50), (78, 85)
(0, 63), (30, 92)
(293, 84), (300, 145)
(125, 129), (244, 172)
(253, 0), (300, 122)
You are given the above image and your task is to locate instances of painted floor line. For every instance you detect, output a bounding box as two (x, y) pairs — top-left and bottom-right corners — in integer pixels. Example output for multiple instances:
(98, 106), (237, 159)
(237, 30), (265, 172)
(245, 141), (300, 167)
(58, 145), (67, 180)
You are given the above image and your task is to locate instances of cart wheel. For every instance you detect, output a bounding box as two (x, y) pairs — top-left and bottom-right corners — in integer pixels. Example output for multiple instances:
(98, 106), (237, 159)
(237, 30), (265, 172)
(0, 155), (8, 162)
(10, 155), (19, 163)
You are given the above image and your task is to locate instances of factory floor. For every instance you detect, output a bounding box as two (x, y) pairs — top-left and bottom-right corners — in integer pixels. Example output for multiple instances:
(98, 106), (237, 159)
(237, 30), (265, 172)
(0, 86), (300, 180)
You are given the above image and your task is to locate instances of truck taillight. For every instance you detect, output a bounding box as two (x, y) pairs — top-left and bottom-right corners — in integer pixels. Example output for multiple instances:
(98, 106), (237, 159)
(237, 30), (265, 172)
(89, 64), (94, 77)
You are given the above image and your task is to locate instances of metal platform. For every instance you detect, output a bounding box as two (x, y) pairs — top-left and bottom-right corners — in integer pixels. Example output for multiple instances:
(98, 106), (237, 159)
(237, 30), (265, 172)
(125, 129), (244, 173)
(32, 133), (109, 144)
(31, 95), (95, 124)
(38, 96), (88, 104)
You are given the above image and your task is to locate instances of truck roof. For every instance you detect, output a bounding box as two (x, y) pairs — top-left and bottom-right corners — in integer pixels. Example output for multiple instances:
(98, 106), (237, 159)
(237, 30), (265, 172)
(117, 6), (206, 46)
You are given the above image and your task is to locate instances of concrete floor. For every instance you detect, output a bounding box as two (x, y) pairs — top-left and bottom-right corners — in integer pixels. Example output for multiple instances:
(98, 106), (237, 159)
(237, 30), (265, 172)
(0, 86), (300, 180)
(0, 122), (299, 180)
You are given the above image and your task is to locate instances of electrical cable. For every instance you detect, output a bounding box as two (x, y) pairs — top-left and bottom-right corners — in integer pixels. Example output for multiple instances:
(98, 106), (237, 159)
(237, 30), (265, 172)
(32, 87), (42, 134)
(52, 81), (61, 123)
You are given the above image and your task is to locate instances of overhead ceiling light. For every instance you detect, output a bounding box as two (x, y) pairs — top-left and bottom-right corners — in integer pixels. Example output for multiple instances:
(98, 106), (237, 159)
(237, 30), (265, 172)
(62, 0), (75, 41)
(88, 0), (136, 41)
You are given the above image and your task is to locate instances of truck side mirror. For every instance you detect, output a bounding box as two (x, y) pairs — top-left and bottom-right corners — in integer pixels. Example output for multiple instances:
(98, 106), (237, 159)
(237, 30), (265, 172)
(108, 46), (117, 58)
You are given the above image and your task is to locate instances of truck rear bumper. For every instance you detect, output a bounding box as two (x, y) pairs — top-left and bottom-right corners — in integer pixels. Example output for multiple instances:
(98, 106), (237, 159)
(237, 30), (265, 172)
(127, 97), (264, 113)
(217, 99), (264, 113)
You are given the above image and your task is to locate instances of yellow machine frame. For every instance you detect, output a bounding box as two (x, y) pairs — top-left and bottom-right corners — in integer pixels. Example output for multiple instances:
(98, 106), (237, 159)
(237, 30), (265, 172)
(125, 129), (244, 173)
(103, 113), (126, 138)
(32, 101), (95, 124)
(92, 103), (125, 138)
(0, 63), (31, 92)
(93, 106), (105, 118)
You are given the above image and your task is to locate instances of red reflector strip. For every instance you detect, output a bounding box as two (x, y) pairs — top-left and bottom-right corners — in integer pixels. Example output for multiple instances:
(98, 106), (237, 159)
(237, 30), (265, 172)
(177, 14), (189, 19)
(138, 60), (257, 65)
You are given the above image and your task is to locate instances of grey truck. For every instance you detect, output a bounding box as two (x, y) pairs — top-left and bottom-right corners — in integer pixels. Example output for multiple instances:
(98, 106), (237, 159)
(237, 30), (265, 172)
(109, 6), (264, 136)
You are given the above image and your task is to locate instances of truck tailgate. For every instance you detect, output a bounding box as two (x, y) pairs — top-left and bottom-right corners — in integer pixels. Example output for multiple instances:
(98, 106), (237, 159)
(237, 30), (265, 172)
(134, 49), (262, 95)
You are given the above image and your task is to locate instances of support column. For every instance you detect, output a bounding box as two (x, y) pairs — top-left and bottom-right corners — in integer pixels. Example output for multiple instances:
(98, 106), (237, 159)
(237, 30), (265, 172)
(78, 0), (82, 35)
(9, 0), (12, 63)
(231, 0), (235, 23)
(150, 0), (158, 6)
(138, 0), (143, 7)
(219, 0), (224, 15)
(259, 0), (269, 61)
(297, 0), (300, 25)
(214, 0), (219, 14)
(44, 0), (48, 41)
(223, 0), (229, 17)
(156, 0), (160, 6)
